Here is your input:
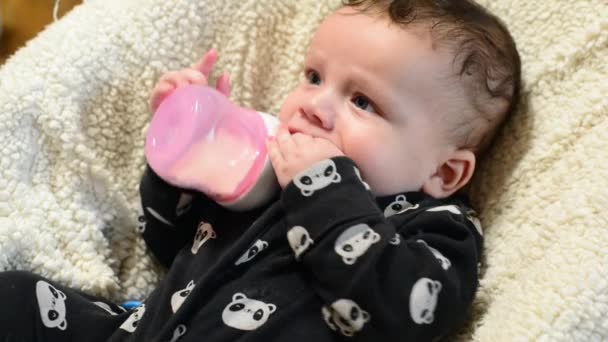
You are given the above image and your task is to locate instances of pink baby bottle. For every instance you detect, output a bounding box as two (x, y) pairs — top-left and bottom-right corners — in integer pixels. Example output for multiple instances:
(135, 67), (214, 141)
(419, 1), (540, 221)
(145, 84), (280, 211)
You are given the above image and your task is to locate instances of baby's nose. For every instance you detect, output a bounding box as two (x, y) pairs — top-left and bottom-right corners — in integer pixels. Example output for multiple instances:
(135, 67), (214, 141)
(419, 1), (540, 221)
(302, 90), (337, 130)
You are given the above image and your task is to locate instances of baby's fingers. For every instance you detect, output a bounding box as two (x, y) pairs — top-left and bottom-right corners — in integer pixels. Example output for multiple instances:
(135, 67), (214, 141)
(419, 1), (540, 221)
(192, 49), (219, 79)
(275, 125), (297, 158)
(181, 69), (209, 86)
(149, 82), (175, 112)
(159, 70), (204, 88)
(216, 72), (231, 98)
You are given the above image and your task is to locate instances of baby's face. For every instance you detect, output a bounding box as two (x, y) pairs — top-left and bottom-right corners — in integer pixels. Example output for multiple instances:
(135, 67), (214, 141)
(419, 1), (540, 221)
(279, 7), (460, 196)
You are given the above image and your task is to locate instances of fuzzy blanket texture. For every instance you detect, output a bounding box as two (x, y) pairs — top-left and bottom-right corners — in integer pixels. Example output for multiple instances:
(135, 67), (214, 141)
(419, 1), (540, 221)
(0, 0), (606, 340)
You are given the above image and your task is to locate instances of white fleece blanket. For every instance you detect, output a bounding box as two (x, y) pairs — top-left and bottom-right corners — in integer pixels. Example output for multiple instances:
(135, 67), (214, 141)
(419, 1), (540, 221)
(0, 0), (606, 340)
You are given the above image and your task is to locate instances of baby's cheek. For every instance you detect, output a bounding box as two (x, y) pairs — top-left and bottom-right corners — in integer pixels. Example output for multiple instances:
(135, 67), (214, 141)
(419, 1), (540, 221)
(348, 142), (421, 196)
(347, 143), (393, 193)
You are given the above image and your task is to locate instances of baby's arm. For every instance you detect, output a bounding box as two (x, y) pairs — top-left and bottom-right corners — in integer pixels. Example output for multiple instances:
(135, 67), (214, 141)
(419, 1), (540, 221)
(281, 157), (482, 340)
(139, 167), (199, 267)
(140, 50), (231, 267)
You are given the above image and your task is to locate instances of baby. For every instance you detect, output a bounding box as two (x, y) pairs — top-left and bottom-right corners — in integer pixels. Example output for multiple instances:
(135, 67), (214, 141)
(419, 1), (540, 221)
(0, 0), (520, 341)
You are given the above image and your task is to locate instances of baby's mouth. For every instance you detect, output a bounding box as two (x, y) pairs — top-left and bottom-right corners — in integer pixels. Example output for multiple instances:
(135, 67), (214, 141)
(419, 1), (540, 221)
(287, 127), (302, 135)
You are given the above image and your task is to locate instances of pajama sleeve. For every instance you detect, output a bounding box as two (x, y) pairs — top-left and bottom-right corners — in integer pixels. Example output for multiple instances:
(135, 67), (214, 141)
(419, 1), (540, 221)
(281, 156), (482, 341)
(139, 166), (222, 267)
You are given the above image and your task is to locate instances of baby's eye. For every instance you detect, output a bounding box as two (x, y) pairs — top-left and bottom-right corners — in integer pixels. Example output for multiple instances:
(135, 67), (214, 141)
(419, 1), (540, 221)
(305, 69), (321, 85)
(352, 95), (376, 113)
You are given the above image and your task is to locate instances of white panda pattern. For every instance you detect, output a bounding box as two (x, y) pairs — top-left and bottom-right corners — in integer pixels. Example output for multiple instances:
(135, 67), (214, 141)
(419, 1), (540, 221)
(383, 195), (416, 217)
(416, 240), (451, 270)
(334, 224), (380, 265)
(35, 280), (68, 330)
(353, 166), (371, 191)
(171, 280), (195, 313)
(222, 293), (277, 331)
(93, 301), (126, 315)
(293, 159), (341, 197)
(136, 204), (146, 233)
(235, 239), (269, 265)
(465, 209), (483, 236)
(191, 222), (216, 254)
(321, 299), (370, 337)
(286, 226), (314, 259)
(427, 205), (482, 235)
(389, 233), (401, 245)
(409, 278), (442, 325)
(146, 206), (175, 227)
(176, 193), (194, 217)
(119, 304), (146, 333)
(426, 205), (461, 215)
(167, 324), (187, 342)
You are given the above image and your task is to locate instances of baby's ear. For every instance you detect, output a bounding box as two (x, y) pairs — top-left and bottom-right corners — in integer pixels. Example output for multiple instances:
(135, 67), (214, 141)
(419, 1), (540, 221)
(422, 149), (475, 199)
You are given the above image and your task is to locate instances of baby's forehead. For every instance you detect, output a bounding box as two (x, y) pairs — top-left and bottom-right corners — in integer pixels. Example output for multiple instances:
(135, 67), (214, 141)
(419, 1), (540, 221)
(308, 8), (465, 114)
(315, 9), (455, 68)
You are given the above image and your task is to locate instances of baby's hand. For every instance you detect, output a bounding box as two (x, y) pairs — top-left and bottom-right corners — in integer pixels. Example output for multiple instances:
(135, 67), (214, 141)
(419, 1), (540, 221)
(149, 49), (231, 113)
(267, 125), (344, 189)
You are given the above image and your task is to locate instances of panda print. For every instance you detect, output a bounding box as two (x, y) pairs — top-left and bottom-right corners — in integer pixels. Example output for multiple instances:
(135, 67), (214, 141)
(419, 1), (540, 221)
(465, 209), (483, 236)
(35, 280), (68, 331)
(353, 166), (371, 191)
(286, 226), (314, 259)
(222, 293), (276, 331)
(293, 159), (341, 197)
(93, 301), (126, 315)
(321, 299), (370, 337)
(176, 193), (193, 217)
(119, 304), (146, 333)
(416, 240), (451, 270)
(191, 222), (216, 254)
(383, 195), (417, 217)
(146, 206), (175, 227)
(389, 233), (401, 245)
(409, 278), (442, 325)
(136, 204), (146, 233)
(334, 224), (380, 265)
(171, 280), (195, 313)
(167, 324), (187, 342)
(426, 205), (461, 215)
(235, 239), (269, 265)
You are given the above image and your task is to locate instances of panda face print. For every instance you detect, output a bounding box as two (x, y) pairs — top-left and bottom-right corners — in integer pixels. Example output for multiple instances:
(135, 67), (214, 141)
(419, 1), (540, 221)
(136, 203), (146, 233)
(416, 240), (451, 270)
(389, 233), (401, 245)
(426, 205), (461, 215)
(465, 209), (483, 236)
(167, 324), (187, 342)
(191, 222), (216, 254)
(287, 226), (314, 259)
(334, 224), (380, 265)
(93, 301), (126, 315)
(146, 206), (175, 227)
(119, 304), (146, 333)
(322, 299), (370, 337)
(222, 293), (276, 331)
(176, 193), (193, 217)
(384, 195), (416, 217)
(409, 278), (442, 325)
(171, 280), (195, 313)
(235, 240), (269, 265)
(36, 280), (67, 330)
(293, 159), (341, 197)
(353, 167), (371, 191)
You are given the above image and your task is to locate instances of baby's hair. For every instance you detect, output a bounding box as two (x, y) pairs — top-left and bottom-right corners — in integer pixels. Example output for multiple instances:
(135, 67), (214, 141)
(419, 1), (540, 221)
(343, 0), (521, 158)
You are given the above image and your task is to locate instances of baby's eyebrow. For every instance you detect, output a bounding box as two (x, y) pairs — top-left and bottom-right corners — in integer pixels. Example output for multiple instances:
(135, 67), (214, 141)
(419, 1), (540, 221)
(348, 75), (387, 102)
